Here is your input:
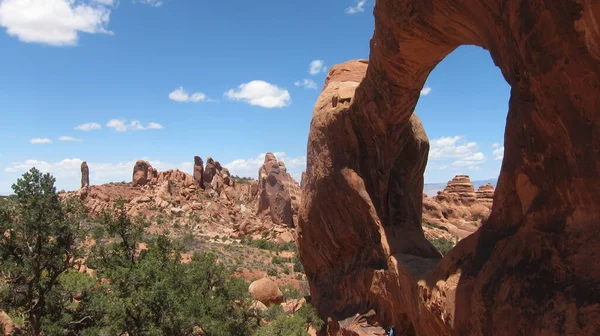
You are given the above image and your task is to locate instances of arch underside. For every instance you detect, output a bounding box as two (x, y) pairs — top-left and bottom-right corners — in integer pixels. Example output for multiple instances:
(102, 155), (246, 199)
(297, 0), (600, 334)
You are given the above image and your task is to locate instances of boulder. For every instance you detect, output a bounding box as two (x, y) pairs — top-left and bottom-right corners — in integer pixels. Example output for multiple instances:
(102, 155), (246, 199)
(248, 278), (283, 307)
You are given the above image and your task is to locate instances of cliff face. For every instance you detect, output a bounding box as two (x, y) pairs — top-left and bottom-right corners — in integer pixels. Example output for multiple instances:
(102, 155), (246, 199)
(297, 1), (600, 335)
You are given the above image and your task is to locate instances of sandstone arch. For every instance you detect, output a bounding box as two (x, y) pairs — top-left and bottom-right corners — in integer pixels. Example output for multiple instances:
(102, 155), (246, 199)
(297, 1), (600, 334)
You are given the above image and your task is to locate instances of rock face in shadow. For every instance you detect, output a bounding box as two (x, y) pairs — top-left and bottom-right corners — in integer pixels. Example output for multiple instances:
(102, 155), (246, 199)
(193, 156), (204, 188)
(297, 1), (600, 334)
(81, 161), (89, 189)
(256, 153), (297, 227)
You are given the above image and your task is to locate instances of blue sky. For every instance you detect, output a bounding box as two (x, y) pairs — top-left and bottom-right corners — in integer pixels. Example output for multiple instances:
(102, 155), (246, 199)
(0, 0), (509, 194)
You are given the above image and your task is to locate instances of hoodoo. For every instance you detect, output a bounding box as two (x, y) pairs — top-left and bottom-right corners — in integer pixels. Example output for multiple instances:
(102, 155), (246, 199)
(297, 0), (600, 334)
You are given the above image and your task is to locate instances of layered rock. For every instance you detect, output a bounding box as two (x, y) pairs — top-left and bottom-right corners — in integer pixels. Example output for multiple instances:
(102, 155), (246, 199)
(80, 161), (89, 189)
(256, 153), (296, 227)
(442, 175), (476, 204)
(475, 183), (494, 207)
(132, 160), (153, 187)
(297, 2), (600, 333)
(421, 175), (493, 239)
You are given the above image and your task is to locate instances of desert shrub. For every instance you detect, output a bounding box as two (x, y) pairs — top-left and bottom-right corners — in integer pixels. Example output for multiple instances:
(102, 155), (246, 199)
(429, 237), (455, 256)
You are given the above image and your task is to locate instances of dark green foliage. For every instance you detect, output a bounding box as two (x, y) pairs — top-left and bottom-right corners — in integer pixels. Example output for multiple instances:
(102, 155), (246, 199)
(292, 255), (304, 273)
(256, 304), (323, 336)
(429, 237), (455, 256)
(266, 267), (278, 277)
(279, 285), (303, 301)
(242, 239), (296, 253)
(232, 175), (254, 184)
(0, 168), (85, 335)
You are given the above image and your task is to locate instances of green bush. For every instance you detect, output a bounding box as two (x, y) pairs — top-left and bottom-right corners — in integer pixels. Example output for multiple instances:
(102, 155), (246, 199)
(429, 237), (455, 256)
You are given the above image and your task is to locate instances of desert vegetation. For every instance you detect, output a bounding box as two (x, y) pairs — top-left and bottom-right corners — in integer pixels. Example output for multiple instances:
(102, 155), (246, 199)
(0, 169), (319, 335)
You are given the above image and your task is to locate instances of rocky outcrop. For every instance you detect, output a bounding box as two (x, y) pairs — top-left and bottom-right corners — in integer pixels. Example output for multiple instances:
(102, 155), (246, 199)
(297, 2), (600, 333)
(475, 183), (494, 207)
(248, 278), (283, 307)
(256, 153), (295, 227)
(421, 175), (493, 239)
(81, 161), (89, 189)
(132, 160), (153, 187)
(203, 157), (217, 190)
(442, 175), (476, 204)
(193, 156), (204, 188)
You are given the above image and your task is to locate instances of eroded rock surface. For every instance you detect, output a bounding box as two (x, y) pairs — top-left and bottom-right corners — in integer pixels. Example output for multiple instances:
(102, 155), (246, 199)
(193, 156), (204, 188)
(256, 153), (299, 227)
(297, 2), (600, 334)
(248, 278), (283, 307)
(132, 160), (153, 187)
(81, 161), (89, 189)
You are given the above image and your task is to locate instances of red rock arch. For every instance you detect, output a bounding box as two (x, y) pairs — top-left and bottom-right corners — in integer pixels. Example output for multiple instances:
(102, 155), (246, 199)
(297, 1), (600, 334)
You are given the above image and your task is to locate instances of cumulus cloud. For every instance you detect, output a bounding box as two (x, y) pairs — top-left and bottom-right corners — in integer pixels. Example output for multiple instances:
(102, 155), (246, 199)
(4, 157), (192, 192)
(0, 0), (114, 46)
(309, 60), (326, 75)
(429, 136), (487, 169)
(294, 79), (318, 90)
(420, 86), (432, 96)
(168, 87), (209, 103)
(493, 147), (504, 160)
(74, 122), (102, 131)
(106, 119), (164, 132)
(59, 136), (82, 142)
(452, 152), (487, 167)
(345, 0), (366, 14)
(224, 152), (306, 180)
(30, 138), (52, 144)
(225, 80), (291, 108)
(492, 143), (501, 148)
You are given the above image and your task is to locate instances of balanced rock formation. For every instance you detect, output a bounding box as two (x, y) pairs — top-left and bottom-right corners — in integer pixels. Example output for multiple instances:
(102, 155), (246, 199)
(80, 161), (89, 189)
(248, 278), (283, 307)
(256, 153), (295, 227)
(297, 2), (600, 334)
(132, 160), (153, 187)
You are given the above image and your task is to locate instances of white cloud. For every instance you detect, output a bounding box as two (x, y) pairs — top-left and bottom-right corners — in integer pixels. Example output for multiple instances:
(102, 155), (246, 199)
(420, 86), (432, 96)
(74, 122), (102, 131)
(106, 119), (164, 132)
(168, 87), (208, 103)
(106, 119), (128, 132)
(345, 0), (366, 14)
(30, 138), (52, 144)
(452, 152), (487, 167)
(428, 135), (487, 170)
(493, 147), (504, 160)
(492, 143), (501, 148)
(0, 0), (113, 46)
(4, 157), (193, 192)
(309, 60), (326, 75)
(146, 122), (164, 130)
(225, 80), (291, 108)
(429, 136), (478, 160)
(224, 152), (306, 180)
(59, 136), (82, 142)
(295, 79), (318, 90)
(136, 0), (163, 7)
